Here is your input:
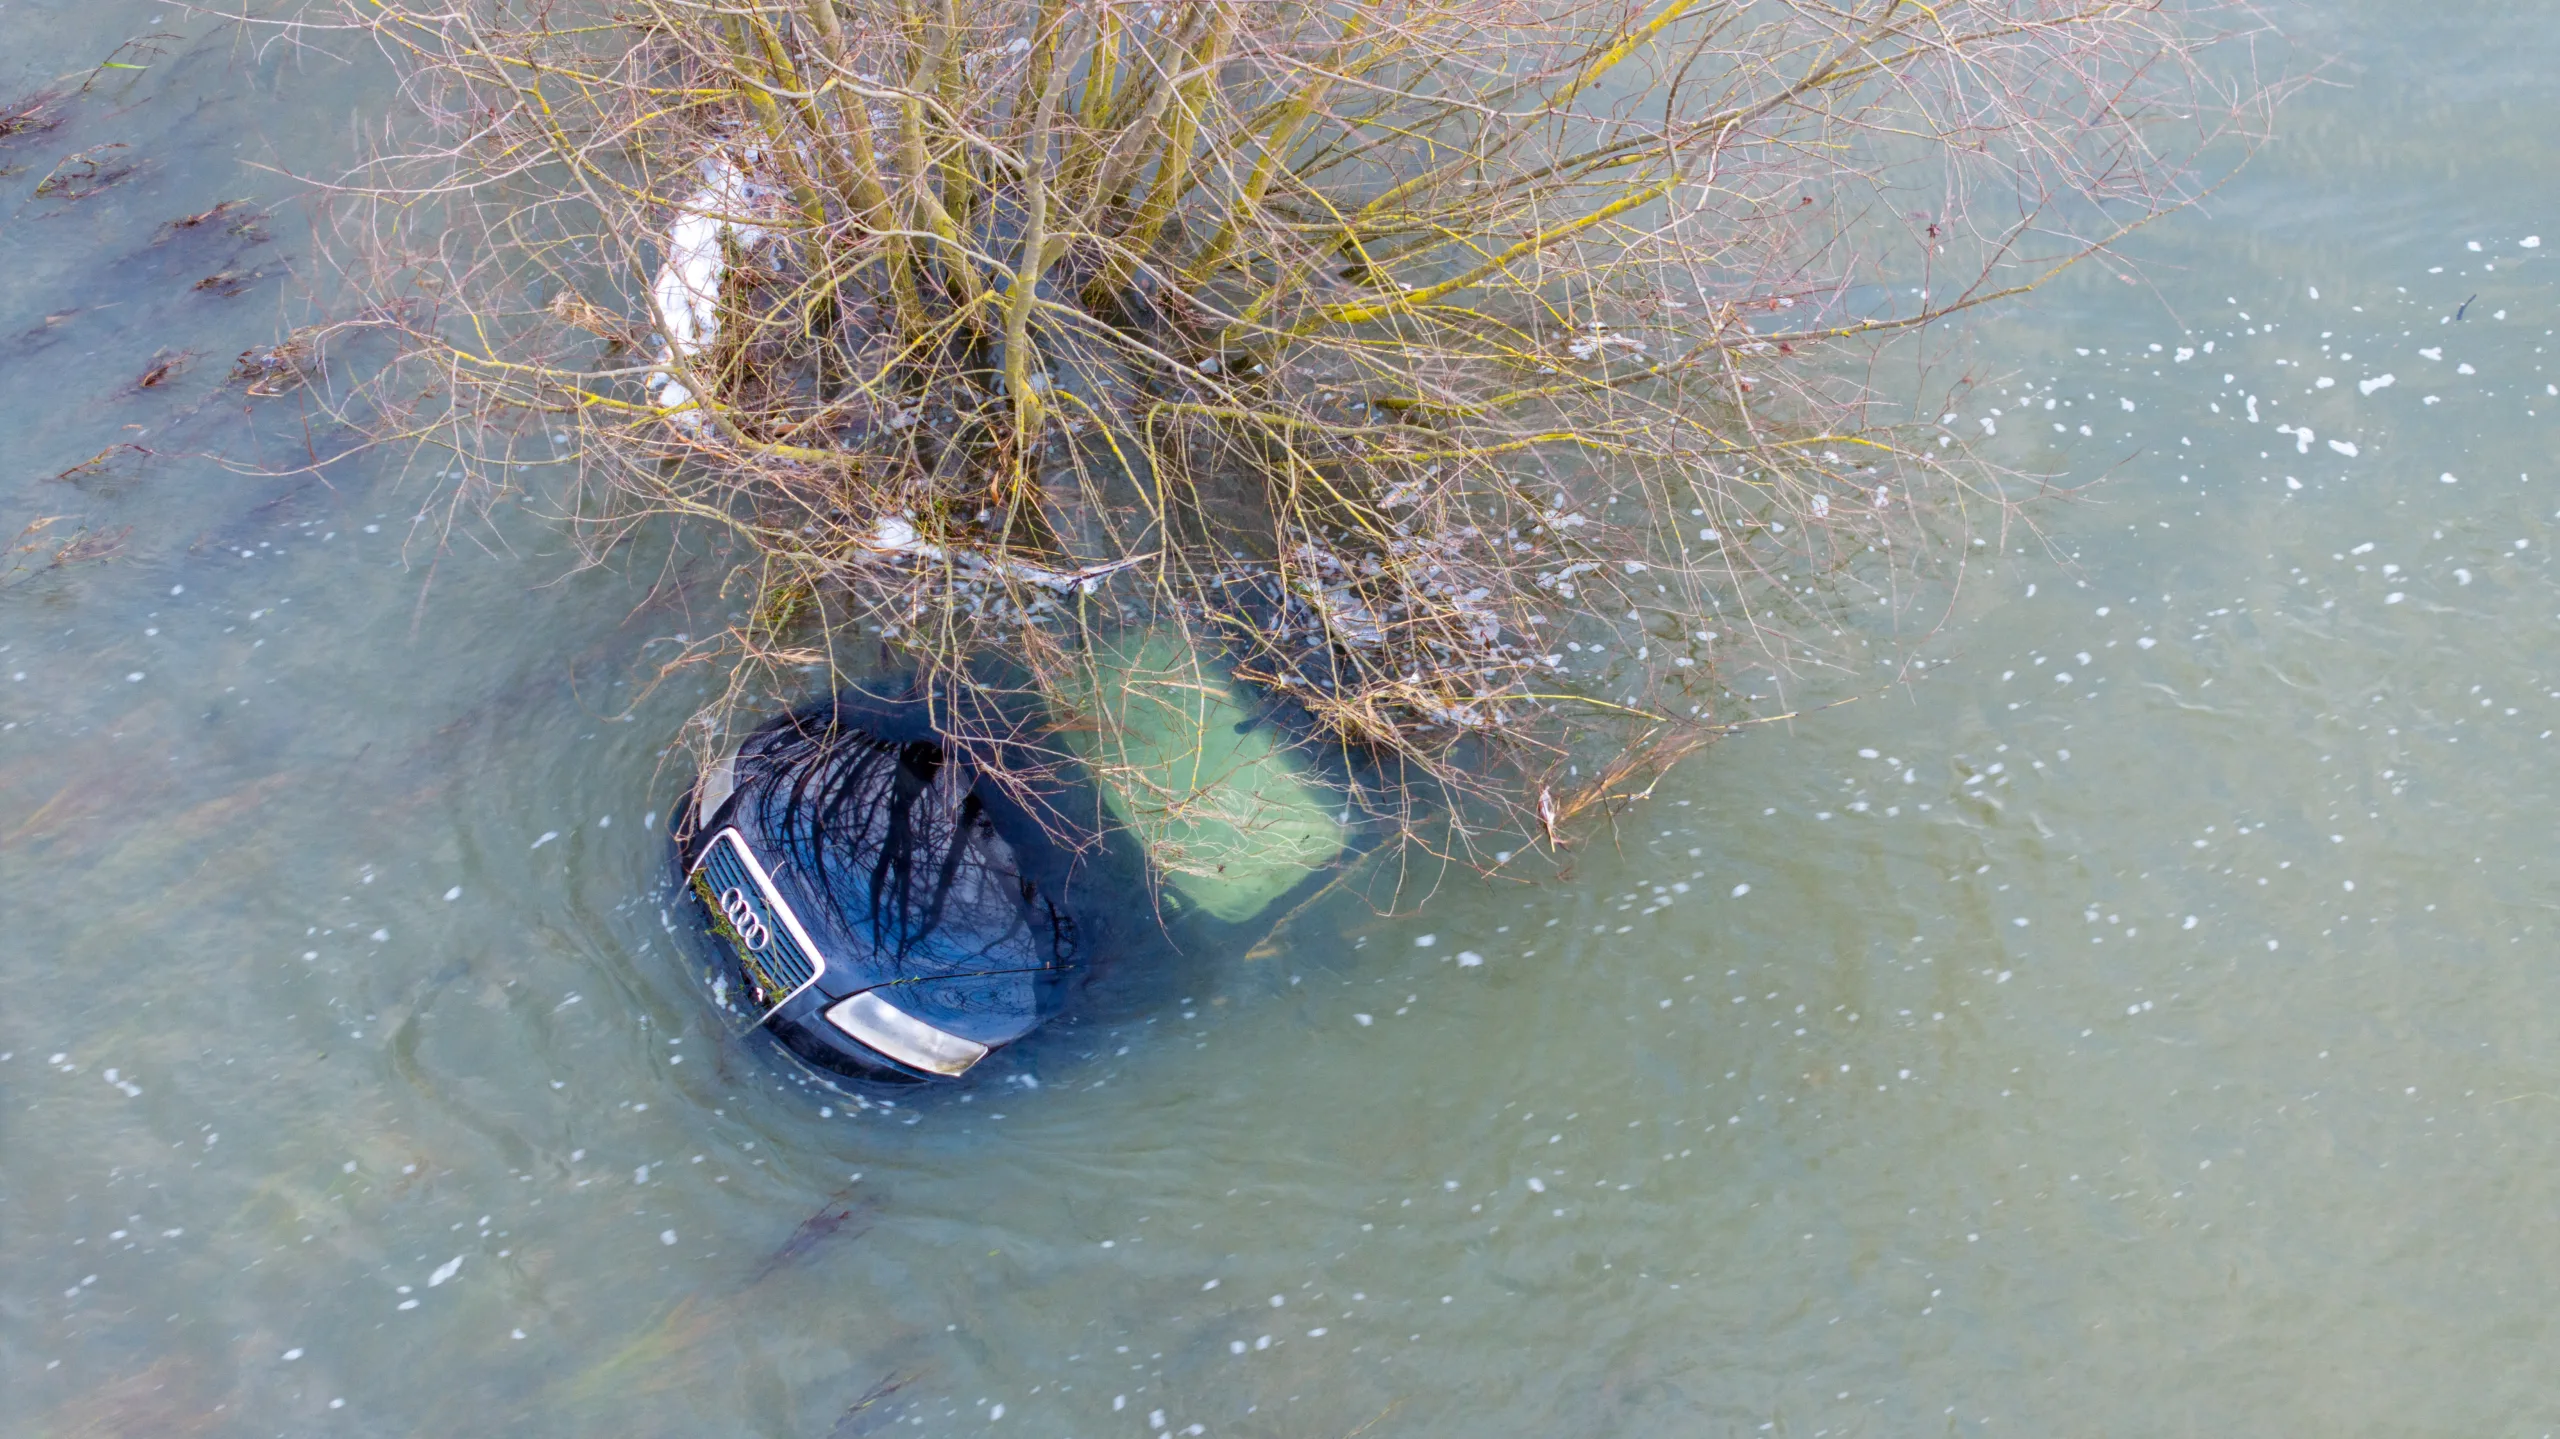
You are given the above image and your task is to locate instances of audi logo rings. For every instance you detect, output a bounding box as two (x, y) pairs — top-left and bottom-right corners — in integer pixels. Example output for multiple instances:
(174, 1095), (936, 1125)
(718, 886), (774, 951)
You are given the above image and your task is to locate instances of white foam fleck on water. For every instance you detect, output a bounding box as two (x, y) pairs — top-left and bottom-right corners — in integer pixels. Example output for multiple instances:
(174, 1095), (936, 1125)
(531, 831), (559, 849)
(443, 887), (462, 901)
(659, 1229), (677, 1246)
(428, 1256), (462, 1287)
(1731, 883), (1750, 897)
(1457, 951), (1484, 967)
(2330, 440), (2360, 457)
(2359, 374), (2394, 395)
(2524, 236), (2542, 248)
(1413, 934), (1436, 948)
(2441, 473), (2459, 485)
(1353, 1013), (1373, 1026)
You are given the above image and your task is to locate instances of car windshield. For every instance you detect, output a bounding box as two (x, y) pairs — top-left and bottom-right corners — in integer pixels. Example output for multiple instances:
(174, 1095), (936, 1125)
(742, 716), (1077, 982)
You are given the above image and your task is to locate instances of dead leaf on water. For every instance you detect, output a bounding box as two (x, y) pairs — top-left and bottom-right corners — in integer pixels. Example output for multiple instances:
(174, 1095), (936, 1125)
(130, 348), (193, 391)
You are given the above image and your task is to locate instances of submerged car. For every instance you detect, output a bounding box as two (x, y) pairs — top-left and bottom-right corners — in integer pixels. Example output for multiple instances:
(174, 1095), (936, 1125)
(676, 697), (1084, 1084)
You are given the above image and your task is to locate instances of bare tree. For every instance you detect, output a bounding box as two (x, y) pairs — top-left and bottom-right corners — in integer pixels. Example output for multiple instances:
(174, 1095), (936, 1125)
(305, 0), (2270, 862)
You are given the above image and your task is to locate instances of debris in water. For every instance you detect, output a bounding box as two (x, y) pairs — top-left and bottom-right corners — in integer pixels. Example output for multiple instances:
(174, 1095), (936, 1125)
(155, 198), (255, 239)
(751, 1188), (873, 1284)
(192, 267), (270, 298)
(858, 515), (1144, 594)
(34, 144), (136, 200)
(231, 329), (320, 396)
(548, 289), (642, 352)
(130, 349), (191, 390)
(646, 152), (779, 433)
(3, 517), (129, 584)
(0, 88), (63, 142)
(825, 1372), (918, 1439)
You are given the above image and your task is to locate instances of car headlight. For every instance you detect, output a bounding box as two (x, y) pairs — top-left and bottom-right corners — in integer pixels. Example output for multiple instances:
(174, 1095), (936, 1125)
(695, 745), (741, 827)
(822, 990), (989, 1076)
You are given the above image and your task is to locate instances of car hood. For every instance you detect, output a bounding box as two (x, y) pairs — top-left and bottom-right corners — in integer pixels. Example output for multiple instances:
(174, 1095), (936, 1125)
(721, 716), (1080, 1044)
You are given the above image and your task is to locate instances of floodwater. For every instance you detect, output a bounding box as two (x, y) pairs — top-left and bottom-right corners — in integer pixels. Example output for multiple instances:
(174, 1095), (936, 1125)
(8, 2), (2560, 1434)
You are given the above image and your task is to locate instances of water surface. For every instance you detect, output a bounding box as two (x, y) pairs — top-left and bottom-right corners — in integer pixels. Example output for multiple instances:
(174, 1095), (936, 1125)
(8, 3), (2560, 1435)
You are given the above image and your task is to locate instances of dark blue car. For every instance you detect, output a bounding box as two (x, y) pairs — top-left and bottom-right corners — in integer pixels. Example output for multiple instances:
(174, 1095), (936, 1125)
(675, 698), (1084, 1083)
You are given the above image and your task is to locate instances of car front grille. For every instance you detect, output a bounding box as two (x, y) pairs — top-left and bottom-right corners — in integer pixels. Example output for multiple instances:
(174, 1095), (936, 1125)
(690, 828), (823, 1010)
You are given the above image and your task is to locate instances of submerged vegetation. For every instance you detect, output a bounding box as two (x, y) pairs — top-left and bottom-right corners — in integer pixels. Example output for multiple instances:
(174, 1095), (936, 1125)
(316, 0), (2260, 864)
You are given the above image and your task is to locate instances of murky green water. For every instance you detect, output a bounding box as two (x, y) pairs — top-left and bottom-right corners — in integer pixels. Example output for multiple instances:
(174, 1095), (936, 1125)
(11, 3), (2560, 1435)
